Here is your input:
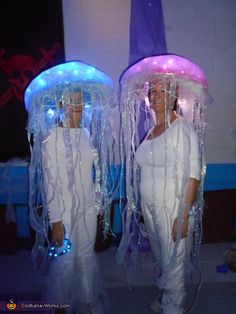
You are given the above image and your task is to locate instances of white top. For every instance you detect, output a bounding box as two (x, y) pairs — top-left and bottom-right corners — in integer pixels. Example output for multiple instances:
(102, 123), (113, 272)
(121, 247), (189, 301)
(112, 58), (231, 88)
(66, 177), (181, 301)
(41, 127), (95, 223)
(135, 117), (200, 203)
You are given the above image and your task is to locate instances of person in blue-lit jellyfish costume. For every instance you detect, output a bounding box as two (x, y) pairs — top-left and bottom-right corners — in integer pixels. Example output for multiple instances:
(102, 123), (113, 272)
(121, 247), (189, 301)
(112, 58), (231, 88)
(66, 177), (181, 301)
(116, 54), (212, 314)
(24, 61), (115, 314)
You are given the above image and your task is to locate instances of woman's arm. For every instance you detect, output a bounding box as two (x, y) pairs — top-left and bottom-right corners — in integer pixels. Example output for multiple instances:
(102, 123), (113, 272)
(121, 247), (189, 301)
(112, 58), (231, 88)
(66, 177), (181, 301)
(182, 124), (201, 221)
(42, 134), (64, 246)
(172, 177), (199, 242)
(51, 221), (64, 246)
(183, 177), (199, 220)
(172, 124), (201, 241)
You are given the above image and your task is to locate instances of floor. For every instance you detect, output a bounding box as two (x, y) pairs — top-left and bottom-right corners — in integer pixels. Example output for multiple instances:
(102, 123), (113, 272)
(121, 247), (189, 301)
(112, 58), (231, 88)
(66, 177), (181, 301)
(0, 242), (236, 313)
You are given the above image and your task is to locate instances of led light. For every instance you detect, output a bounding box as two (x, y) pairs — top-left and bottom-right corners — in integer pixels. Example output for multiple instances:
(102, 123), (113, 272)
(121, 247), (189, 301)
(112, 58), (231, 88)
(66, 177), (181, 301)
(120, 54), (208, 88)
(46, 108), (55, 118)
(39, 79), (46, 86)
(48, 238), (72, 258)
(24, 61), (114, 112)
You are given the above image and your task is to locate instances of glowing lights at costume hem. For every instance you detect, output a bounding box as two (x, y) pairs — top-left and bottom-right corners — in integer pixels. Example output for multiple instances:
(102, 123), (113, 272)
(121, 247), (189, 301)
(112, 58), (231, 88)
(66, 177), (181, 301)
(48, 238), (72, 257)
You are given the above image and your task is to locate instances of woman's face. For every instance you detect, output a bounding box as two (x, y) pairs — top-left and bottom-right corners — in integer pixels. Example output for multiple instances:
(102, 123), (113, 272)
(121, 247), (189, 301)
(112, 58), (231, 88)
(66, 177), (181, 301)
(64, 93), (83, 127)
(149, 82), (176, 114)
(149, 82), (166, 114)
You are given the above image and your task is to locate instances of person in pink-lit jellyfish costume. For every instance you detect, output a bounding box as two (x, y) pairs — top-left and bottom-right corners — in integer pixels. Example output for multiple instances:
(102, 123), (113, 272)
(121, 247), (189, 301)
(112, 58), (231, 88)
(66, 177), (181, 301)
(116, 54), (212, 314)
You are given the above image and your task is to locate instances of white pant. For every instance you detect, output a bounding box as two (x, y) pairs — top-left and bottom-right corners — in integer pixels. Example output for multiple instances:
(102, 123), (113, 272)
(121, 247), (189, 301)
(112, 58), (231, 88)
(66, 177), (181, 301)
(142, 201), (186, 314)
(42, 210), (105, 313)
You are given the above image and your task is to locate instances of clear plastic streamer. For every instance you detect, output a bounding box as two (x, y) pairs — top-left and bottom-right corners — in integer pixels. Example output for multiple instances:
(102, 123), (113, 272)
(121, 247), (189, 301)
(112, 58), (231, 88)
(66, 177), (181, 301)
(24, 61), (116, 277)
(116, 54), (212, 311)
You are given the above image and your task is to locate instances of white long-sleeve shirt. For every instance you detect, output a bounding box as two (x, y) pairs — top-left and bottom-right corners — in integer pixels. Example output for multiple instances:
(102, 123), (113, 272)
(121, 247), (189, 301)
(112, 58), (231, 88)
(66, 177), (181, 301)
(41, 127), (95, 223)
(135, 117), (200, 205)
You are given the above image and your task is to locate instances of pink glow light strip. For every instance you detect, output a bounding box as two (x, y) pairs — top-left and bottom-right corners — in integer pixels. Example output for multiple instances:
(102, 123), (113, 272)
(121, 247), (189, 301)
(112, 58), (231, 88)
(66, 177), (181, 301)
(120, 54), (208, 88)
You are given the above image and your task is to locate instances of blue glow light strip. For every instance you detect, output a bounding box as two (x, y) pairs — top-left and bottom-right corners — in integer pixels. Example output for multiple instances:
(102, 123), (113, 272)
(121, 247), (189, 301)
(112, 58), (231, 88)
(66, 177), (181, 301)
(48, 238), (72, 257)
(24, 61), (114, 111)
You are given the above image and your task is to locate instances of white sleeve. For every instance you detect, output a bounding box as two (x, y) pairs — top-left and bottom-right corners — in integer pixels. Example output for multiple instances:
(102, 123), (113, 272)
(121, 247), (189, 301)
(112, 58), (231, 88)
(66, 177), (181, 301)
(189, 126), (200, 180)
(41, 135), (62, 223)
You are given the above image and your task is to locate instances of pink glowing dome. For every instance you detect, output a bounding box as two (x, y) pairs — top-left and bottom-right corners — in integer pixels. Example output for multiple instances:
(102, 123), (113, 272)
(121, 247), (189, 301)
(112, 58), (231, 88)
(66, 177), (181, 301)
(120, 54), (208, 88)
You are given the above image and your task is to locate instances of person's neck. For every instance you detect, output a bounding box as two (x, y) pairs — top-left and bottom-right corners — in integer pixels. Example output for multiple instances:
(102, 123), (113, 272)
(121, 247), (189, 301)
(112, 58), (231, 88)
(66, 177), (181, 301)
(68, 118), (80, 128)
(156, 113), (169, 126)
(69, 124), (80, 128)
(155, 111), (176, 126)
(59, 121), (81, 128)
(156, 114), (166, 126)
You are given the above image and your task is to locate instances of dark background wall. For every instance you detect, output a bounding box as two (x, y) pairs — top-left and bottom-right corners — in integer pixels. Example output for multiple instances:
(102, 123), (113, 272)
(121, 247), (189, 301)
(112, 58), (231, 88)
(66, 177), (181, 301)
(0, 0), (65, 162)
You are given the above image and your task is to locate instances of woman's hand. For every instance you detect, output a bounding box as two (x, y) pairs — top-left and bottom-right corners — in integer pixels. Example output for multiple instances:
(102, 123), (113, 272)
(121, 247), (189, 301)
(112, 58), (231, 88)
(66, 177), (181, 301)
(172, 217), (189, 242)
(51, 221), (64, 247)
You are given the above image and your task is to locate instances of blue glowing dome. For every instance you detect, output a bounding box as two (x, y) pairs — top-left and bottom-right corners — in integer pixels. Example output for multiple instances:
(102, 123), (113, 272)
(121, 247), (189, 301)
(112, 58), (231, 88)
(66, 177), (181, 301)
(24, 60), (114, 111)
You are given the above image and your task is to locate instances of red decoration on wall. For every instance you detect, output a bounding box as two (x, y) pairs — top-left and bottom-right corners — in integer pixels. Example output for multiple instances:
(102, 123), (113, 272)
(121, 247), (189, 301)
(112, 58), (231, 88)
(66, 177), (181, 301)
(0, 43), (62, 107)
(0, 0), (65, 162)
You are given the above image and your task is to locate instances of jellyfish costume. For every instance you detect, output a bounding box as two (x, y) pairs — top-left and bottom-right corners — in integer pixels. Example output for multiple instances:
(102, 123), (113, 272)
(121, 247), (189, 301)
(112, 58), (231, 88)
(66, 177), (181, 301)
(116, 54), (212, 314)
(24, 61), (115, 313)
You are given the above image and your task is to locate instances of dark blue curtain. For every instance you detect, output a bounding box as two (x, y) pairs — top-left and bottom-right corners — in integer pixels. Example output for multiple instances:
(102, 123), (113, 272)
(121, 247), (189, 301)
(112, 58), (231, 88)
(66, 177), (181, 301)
(129, 0), (167, 66)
